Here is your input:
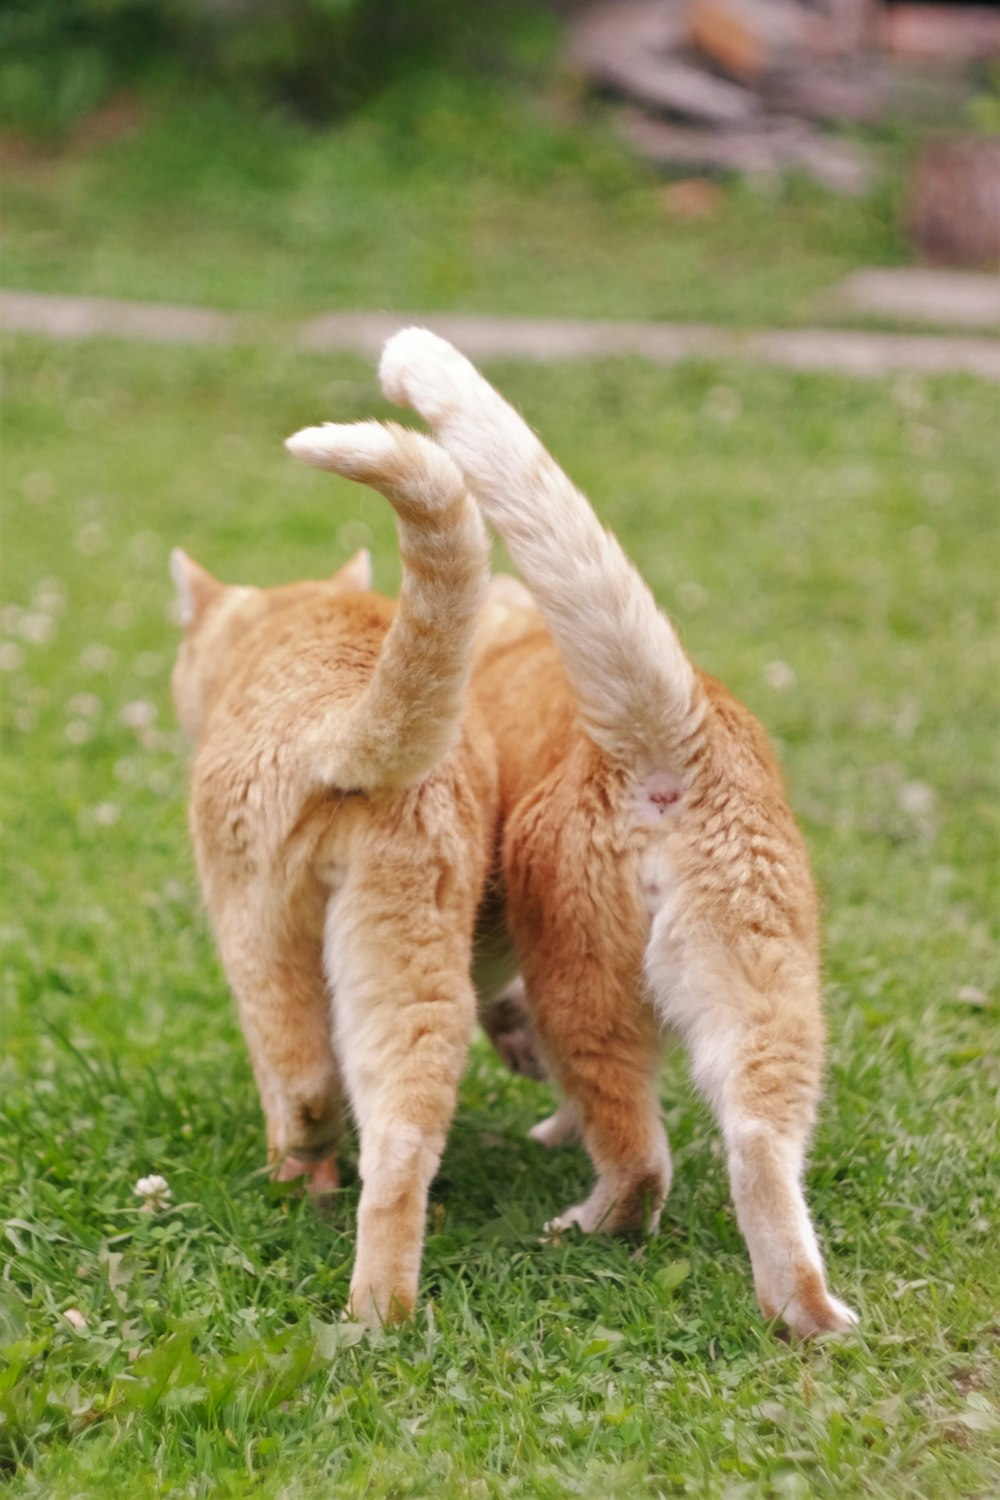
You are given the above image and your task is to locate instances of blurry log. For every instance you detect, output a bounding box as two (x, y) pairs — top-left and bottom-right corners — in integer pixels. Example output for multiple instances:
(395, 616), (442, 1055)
(882, 6), (1000, 63)
(621, 108), (873, 194)
(823, 0), (877, 53)
(760, 60), (889, 124)
(568, 0), (686, 66)
(686, 0), (836, 82)
(569, 0), (759, 124)
(589, 51), (759, 123)
(907, 137), (1000, 269)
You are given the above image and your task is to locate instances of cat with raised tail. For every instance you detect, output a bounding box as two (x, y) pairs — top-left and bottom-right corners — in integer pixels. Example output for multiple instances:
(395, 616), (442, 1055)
(380, 329), (858, 1338)
(171, 420), (498, 1325)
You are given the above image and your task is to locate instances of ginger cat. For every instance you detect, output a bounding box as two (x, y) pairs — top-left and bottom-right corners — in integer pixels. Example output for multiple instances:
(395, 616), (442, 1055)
(381, 329), (857, 1338)
(171, 420), (499, 1324)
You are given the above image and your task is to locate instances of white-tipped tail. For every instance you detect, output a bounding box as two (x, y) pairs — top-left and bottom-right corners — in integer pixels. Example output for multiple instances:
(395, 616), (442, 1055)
(286, 419), (489, 789)
(379, 330), (701, 771)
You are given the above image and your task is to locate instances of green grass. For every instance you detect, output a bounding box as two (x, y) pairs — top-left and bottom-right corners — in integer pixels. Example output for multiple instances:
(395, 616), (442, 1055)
(2, 334), (999, 1498)
(1, 70), (914, 331)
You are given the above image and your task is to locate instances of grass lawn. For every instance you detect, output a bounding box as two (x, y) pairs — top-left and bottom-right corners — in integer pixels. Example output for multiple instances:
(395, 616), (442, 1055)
(1, 69), (917, 333)
(1, 332), (998, 1497)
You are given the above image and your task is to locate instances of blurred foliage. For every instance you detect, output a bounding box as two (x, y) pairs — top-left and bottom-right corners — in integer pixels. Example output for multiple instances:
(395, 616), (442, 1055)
(0, 0), (182, 137)
(967, 63), (1000, 134)
(0, 0), (552, 139)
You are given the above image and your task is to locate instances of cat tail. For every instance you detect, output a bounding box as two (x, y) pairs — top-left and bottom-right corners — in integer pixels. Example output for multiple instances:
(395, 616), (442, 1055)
(379, 329), (704, 773)
(285, 419), (489, 789)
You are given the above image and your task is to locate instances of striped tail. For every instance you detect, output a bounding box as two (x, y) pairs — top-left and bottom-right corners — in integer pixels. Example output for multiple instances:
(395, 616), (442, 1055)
(379, 330), (703, 772)
(286, 419), (489, 789)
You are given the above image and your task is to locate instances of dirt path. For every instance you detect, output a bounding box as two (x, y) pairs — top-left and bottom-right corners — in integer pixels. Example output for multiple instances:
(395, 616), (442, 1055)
(4, 288), (1000, 380)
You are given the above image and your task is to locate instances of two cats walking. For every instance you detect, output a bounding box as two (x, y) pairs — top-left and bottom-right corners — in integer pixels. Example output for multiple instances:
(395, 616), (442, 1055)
(171, 330), (856, 1338)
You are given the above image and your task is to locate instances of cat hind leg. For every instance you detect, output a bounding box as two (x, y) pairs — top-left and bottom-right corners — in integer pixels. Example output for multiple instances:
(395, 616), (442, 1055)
(478, 975), (549, 1082)
(529, 1098), (581, 1150)
(214, 916), (344, 1197)
(650, 945), (857, 1337)
(326, 883), (475, 1325)
(527, 972), (670, 1234)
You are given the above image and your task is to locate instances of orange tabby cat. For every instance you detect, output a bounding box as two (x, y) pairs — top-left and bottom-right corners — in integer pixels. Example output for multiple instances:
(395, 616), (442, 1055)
(381, 329), (857, 1338)
(171, 420), (498, 1324)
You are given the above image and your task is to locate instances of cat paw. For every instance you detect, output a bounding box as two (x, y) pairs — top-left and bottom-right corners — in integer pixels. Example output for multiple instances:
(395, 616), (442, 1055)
(760, 1266), (859, 1339)
(529, 1102), (580, 1149)
(276, 1153), (340, 1197)
(347, 1281), (415, 1328)
(545, 1164), (669, 1237)
(478, 977), (548, 1081)
(779, 1291), (859, 1340)
(491, 1024), (548, 1081)
(543, 1201), (596, 1237)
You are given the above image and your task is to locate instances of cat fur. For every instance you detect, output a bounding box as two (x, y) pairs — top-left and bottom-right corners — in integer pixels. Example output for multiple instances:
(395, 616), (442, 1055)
(380, 329), (858, 1339)
(172, 420), (497, 1324)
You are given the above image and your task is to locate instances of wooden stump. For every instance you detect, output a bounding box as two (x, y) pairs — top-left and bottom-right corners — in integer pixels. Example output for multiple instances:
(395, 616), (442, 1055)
(907, 137), (1000, 269)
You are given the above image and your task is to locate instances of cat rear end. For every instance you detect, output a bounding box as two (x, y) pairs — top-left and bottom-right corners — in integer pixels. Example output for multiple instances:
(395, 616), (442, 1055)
(173, 420), (497, 1324)
(381, 330), (856, 1338)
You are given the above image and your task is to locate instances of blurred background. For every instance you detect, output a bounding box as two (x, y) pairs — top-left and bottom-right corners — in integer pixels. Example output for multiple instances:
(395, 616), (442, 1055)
(2, 0), (999, 325)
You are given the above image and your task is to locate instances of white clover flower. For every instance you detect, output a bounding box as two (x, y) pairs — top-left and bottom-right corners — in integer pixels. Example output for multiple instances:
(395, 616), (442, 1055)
(898, 780), (935, 819)
(133, 1174), (172, 1212)
(128, 530), (164, 566)
(107, 600), (135, 631)
(21, 470), (56, 505)
(16, 612), (55, 645)
(80, 644), (118, 673)
(0, 643), (24, 672)
(114, 757), (141, 784)
(74, 523), (107, 558)
(703, 384), (742, 426)
(33, 578), (66, 615)
(120, 699), (157, 731)
(92, 802), (120, 827)
(764, 660), (796, 691)
(62, 1308), (88, 1332)
(677, 581), (708, 611)
(67, 692), (102, 719)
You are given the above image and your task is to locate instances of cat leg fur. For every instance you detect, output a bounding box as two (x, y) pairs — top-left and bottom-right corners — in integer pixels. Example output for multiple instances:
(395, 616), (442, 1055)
(505, 750), (671, 1231)
(533, 981), (668, 1234)
(211, 903), (343, 1196)
(380, 329), (855, 1333)
(324, 869), (476, 1325)
(478, 975), (549, 1082)
(529, 1096), (582, 1150)
(647, 935), (857, 1338)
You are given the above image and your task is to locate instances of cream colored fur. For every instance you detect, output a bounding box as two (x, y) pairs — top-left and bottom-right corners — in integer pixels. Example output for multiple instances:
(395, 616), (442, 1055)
(172, 421), (499, 1325)
(381, 328), (857, 1338)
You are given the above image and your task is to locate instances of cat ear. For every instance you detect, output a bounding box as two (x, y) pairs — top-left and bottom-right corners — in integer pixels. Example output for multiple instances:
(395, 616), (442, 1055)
(170, 548), (223, 628)
(331, 548), (372, 593)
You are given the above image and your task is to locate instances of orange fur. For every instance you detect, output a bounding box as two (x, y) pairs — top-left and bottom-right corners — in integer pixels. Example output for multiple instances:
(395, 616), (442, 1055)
(172, 421), (499, 1325)
(384, 329), (857, 1338)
